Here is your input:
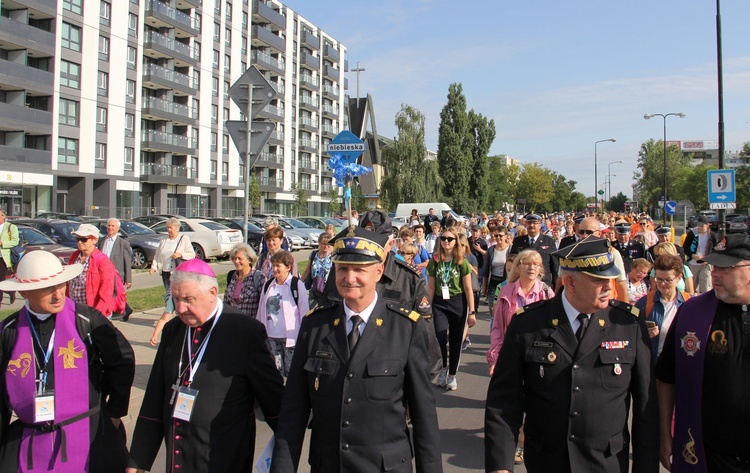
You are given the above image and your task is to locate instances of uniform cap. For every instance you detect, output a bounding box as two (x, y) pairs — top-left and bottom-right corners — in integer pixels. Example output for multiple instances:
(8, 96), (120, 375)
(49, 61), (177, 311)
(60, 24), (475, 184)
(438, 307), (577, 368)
(358, 210), (392, 236)
(615, 224), (631, 234)
(655, 226), (672, 236)
(699, 234), (750, 267)
(553, 237), (621, 279)
(525, 214), (542, 222)
(330, 226), (389, 264)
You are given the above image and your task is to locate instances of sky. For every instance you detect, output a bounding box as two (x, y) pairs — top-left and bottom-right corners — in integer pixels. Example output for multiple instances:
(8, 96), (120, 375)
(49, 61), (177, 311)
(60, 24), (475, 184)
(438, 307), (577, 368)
(283, 0), (750, 202)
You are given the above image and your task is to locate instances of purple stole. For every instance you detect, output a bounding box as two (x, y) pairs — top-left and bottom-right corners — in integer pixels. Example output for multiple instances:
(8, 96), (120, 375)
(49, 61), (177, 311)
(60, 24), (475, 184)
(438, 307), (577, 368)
(672, 290), (718, 473)
(4, 299), (91, 472)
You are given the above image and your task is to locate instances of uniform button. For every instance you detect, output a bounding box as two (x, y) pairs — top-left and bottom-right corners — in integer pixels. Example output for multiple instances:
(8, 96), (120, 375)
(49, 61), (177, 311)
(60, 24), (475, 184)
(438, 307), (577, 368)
(573, 386), (580, 392)
(175, 465), (181, 469)
(384, 369), (389, 374)
(344, 398), (352, 404)
(402, 458), (406, 463)
(175, 435), (181, 440)
(347, 373), (354, 379)
(197, 327), (202, 331)
(343, 421), (350, 427)
(570, 435), (576, 440)
(342, 444), (349, 451)
(175, 421), (181, 426)
(570, 412), (579, 418)
(175, 450), (181, 455)
(573, 364), (579, 370)
(194, 339), (199, 344)
(615, 356), (620, 361)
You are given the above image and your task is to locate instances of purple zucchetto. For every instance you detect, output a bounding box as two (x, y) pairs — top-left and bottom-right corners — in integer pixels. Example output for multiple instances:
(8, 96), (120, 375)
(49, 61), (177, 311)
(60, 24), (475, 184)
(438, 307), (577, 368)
(174, 258), (216, 278)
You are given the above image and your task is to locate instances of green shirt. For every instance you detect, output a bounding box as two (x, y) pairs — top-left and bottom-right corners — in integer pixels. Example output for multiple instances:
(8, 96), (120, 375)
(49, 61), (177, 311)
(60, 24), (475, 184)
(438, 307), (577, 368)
(427, 257), (472, 296)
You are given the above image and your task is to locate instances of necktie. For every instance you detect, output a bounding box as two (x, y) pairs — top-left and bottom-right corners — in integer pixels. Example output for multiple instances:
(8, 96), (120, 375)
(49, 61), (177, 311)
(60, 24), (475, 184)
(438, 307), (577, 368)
(576, 313), (589, 342)
(530, 238), (536, 247)
(348, 315), (364, 354)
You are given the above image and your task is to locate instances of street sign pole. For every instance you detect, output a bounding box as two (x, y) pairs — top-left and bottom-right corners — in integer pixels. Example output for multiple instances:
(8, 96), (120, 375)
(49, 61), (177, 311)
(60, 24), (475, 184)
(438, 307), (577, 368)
(242, 83), (254, 244)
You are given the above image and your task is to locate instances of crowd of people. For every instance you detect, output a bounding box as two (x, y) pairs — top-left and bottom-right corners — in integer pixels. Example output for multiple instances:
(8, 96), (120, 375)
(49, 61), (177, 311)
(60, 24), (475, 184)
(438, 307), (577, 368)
(0, 207), (744, 473)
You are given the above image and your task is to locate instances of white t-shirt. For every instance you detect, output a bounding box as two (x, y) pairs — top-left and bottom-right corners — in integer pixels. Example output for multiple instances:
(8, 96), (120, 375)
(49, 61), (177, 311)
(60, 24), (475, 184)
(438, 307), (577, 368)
(658, 300), (679, 356)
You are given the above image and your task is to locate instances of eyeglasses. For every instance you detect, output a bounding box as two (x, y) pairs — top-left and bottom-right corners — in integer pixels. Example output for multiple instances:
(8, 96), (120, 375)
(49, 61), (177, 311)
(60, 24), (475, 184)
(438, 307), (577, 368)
(711, 264), (750, 273)
(493, 234), (506, 238)
(76, 237), (92, 243)
(440, 236), (456, 243)
(398, 251), (415, 257)
(577, 229), (595, 235)
(655, 277), (677, 285)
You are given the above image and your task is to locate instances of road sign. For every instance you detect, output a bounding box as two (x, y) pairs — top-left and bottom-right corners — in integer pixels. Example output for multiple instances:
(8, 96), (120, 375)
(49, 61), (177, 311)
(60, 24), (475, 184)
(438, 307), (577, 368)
(225, 121), (276, 167)
(597, 190), (604, 196)
(665, 201), (677, 215)
(707, 169), (736, 204)
(327, 130), (366, 163)
(228, 66), (277, 117)
(710, 202), (737, 210)
(675, 200), (695, 217)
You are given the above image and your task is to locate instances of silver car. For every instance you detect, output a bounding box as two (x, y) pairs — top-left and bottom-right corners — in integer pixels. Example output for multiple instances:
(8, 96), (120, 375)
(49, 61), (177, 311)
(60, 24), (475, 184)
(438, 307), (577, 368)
(150, 218), (242, 260)
(278, 218), (322, 248)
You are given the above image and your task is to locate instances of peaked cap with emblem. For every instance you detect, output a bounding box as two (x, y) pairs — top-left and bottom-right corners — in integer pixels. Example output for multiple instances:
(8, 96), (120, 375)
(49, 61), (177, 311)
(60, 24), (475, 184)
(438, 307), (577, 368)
(655, 226), (672, 236)
(699, 233), (750, 267)
(553, 236), (621, 279)
(330, 226), (389, 264)
(358, 209), (393, 236)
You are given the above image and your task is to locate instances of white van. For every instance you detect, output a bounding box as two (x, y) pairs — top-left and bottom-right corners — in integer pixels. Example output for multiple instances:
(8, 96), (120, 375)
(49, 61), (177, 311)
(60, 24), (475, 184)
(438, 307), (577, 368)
(394, 203), (465, 222)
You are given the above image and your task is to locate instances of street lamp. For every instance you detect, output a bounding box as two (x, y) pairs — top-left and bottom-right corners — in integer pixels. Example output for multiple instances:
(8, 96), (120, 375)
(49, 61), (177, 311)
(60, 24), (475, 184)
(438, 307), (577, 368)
(607, 160), (623, 208)
(644, 113), (686, 223)
(595, 138), (616, 212)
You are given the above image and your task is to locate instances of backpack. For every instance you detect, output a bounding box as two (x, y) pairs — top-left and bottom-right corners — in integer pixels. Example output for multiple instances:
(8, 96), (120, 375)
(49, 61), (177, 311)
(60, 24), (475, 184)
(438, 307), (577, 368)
(644, 290), (690, 318)
(263, 276), (300, 307)
(227, 269), (264, 293)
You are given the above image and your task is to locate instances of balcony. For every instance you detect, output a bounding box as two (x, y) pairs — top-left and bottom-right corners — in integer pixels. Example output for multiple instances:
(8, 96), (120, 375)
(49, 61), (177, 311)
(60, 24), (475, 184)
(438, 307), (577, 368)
(251, 25), (285, 53)
(300, 181), (319, 193)
(256, 103), (284, 121)
(18, 0), (57, 17)
(299, 157), (318, 172)
(299, 95), (317, 112)
(140, 162), (197, 185)
(321, 160), (333, 176)
(301, 31), (319, 50)
(257, 151), (283, 169)
(143, 31), (199, 67)
(322, 84), (339, 99)
(0, 145), (51, 167)
(323, 65), (339, 82)
(253, 0), (285, 30)
(321, 183), (333, 193)
(141, 96), (197, 125)
(299, 73), (319, 91)
(142, 63), (198, 96)
(0, 16), (55, 57)
(299, 117), (318, 132)
(301, 52), (319, 71)
(259, 176), (283, 191)
(323, 44), (340, 62)
(322, 104), (339, 119)
(0, 58), (53, 96)
(145, 0), (200, 38)
(322, 124), (338, 137)
(268, 130), (284, 145)
(175, 0), (201, 8)
(251, 50), (285, 75)
(0, 102), (52, 135)
(141, 129), (197, 155)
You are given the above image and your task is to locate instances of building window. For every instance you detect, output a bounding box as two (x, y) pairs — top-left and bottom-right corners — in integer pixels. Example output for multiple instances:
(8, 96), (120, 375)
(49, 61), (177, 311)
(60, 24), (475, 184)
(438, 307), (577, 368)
(224, 54), (231, 74)
(125, 113), (135, 137)
(124, 147), (134, 171)
(226, 3), (232, 21)
(242, 12), (248, 28)
(61, 22), (82, 52)
(210, 132), (217, 152)
(192, 98), (200, 119)
(222, 134), (229, 153)
(212, 76), (219, 97)
(128, 14), (138, 37)
(58, 137), (78, 165)
(241, 36), (247, 55)
(210, 160), (217, 179)
(212, 50), (219, 69)
(97, 71), (109, 96)
(224, 81), (230, 100)
(58, 98), (79, 127)
(222, 161), (228, 180)
(60, 60), (81, 89)
(99, 36), (110, 61)
(63, 0), (83, 15)
(96, 107), (107, 132)
(225, 29), (231, 47)
(223, 107), (229, 122)
(241, 61), (246, 72)
(127, 46), (137, 69)
(100, 1), (111, 25)
(194, 41), (201, 61)
(213, 23), (220, 42)
(211, 104), (218, 124)
(95, 143), (107, 168)
(126, 80), (136, 103)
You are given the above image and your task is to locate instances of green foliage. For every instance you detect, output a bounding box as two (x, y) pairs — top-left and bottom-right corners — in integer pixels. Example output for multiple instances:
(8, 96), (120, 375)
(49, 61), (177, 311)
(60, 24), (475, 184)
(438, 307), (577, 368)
(608, 192), (629, 212)
(350, 181), (366, 213)
(249, 174), (261, 210)
(467, 111), (496, 210)
(290, 182), (308, 217)
(486, 158), (518, 212)
(328, 186), (341, 215)
(437, 83), (474, 213)
(515, 163), (555, 212)
(633, 139), (691, 206)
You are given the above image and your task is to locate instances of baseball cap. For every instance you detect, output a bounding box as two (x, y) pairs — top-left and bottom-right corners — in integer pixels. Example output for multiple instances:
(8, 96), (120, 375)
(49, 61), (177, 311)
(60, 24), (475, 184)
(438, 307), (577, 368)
(699, 234), (750, 267)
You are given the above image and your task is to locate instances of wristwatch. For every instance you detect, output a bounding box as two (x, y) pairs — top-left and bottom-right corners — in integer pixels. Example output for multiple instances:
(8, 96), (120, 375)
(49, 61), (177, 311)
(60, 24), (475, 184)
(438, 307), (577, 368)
(469, 311), (476, 315)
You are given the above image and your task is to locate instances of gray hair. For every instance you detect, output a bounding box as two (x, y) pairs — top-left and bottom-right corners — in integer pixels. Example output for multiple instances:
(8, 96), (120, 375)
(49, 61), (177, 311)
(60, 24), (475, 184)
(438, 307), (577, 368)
(230, 243), (258, 265)
(166, 217), (181, 229)
(170, 270), (218, 293)
(107, 218), (121, 227)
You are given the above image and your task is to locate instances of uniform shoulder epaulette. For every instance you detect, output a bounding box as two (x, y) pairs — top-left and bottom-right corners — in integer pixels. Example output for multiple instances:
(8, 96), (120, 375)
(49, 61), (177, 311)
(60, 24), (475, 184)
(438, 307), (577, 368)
(516, 299), (548, 316)
(305, 302), (336, 317)
(388, 304), (420, 322)
(610, 299), (640, 317)
(393, 257), (421, 275)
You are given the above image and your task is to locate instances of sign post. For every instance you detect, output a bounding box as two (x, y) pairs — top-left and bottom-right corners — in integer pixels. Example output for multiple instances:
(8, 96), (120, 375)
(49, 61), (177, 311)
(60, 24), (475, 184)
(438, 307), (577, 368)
(707, 169), (736, 210)
(326, 130), (367, 229)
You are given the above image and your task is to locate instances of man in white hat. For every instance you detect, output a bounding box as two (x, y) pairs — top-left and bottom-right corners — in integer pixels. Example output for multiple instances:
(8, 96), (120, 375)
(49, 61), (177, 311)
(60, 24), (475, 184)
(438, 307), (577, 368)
(0, 250), (135, 472)
(68, 223), (120, 318)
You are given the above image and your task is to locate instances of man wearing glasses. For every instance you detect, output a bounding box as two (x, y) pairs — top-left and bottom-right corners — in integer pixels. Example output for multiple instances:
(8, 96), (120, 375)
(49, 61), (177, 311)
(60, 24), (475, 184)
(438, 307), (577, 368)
(656, 234), (750, 472)
(510, 214), (558, 287)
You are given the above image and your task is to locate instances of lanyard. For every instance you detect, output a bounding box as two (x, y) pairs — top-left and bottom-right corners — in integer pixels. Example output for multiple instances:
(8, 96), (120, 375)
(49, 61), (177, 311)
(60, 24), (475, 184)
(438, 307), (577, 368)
(440, 260), (453, 286)
(26, 313), (55, 394)
(177, 302), (222, 387)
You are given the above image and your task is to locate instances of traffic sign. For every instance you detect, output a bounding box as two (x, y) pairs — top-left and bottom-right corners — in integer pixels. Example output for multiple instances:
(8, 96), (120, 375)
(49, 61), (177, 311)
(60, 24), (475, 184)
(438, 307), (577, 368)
(710, 202), (737, 210)
(665, 201), (677, 215)
(327, 130), (366, 164)
(225, 121), (276, 167)
(228, 66), (277, 117)
(707, 169), (736, 204)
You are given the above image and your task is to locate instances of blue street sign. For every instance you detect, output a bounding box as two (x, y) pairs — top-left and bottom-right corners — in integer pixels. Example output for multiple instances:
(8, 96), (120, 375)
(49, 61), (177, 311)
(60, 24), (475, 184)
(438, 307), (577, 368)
(707, 169), (736, 204)
(665, 201), (677, 215)
(326, 130), (366, 164)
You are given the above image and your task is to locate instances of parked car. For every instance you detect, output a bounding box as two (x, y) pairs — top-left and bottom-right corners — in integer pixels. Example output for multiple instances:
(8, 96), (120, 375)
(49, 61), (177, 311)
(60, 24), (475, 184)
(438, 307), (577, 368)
(133, 214), (185, 228)
(14, 219), (88, 248)
(729, 215), (750, 234)
(248, 217), (304, 251)
(149, 218), (242, 260)
(16, 225), (76, 265)
(35, 212), (87, 221)
(209, 218), (265, 253)
(86, 219), (162, 269)
(297, 216), (347, 235)
(277, 218), (322, 248)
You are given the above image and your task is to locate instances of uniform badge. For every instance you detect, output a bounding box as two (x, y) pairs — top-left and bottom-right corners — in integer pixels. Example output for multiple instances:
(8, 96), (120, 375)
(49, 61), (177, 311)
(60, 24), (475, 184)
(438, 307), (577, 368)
(314, 376), (320, 391)
(681, 331), (701, 357)
(333, 318), (340, 327)
(551, 318), (559, 327)
(714, 239), (726, 251)
(376, 318), (383, 327)
(598, 319), (605, 327)
(547, 352), (557, 362)
(707, 330), (728, 355)
(407, 311), (420, 322)
(613, 363), (622, 376)
(419, 296), (431, 310)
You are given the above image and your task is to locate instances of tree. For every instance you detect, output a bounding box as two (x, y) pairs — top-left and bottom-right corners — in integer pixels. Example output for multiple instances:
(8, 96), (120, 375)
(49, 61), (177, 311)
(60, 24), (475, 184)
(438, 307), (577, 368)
(633, 139), (691, 206)
(734, 141), (750, 213)
(437, 83), (473, 212)
(515, 163), (555, 212)
(467, 111), (496, 211)
(608, 192), (629, 212)
(670, 163), (714, 211)
(485, 158), (519, 212)
(290, 182), (308, 217)
(327, 186), (341, 216)
(249, 174), (261, 210)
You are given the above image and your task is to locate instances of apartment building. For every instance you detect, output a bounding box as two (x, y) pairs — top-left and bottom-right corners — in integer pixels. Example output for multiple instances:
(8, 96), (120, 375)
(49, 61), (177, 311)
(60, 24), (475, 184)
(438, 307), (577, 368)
(0, 0), (347, 218)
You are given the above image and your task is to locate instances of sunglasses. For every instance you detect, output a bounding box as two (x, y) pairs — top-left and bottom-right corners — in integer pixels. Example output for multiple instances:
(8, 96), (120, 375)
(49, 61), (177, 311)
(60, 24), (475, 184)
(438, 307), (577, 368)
(440, 236), (456, 243)
(577, 229), (595, 235)
(76, 237), (92, 243)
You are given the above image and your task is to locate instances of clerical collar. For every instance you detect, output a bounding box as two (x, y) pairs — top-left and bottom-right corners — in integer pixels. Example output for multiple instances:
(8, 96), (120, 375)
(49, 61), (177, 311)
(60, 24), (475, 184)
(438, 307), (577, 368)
(343, 293), (378, 327)
(25, 302), (54, 321)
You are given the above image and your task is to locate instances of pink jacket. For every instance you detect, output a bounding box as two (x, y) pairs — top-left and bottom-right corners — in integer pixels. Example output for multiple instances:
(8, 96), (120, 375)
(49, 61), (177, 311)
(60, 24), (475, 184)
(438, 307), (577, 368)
(486, 279), (554, 366)
(68, 249), (117, 317)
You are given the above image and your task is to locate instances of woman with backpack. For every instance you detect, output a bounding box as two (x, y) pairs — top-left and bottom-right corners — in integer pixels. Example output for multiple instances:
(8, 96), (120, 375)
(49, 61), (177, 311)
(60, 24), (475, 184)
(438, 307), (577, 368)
(300, 233), (333, 309)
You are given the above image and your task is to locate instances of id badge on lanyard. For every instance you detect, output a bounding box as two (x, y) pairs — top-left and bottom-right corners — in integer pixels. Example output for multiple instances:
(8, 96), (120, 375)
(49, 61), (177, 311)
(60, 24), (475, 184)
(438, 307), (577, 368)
(173, 387), (199, 421)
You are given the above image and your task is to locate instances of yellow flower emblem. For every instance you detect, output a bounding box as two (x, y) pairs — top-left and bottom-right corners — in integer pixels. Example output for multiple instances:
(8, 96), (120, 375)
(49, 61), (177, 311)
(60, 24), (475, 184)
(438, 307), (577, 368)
(333, 318), (340, 326)
(551, 319), (559, 327)
(598, 319), (606, 327)
(376, 318), (383, 326)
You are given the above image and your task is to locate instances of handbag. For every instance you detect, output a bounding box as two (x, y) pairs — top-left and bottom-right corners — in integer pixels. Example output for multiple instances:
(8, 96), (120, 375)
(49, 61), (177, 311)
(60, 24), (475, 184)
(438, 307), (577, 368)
(7, 224), (23, 267)
(172, 235), (185, 268)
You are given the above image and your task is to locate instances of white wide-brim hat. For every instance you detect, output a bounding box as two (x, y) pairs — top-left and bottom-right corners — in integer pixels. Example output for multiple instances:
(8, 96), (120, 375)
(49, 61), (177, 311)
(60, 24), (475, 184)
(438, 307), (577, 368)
(0, 250), (83, 291)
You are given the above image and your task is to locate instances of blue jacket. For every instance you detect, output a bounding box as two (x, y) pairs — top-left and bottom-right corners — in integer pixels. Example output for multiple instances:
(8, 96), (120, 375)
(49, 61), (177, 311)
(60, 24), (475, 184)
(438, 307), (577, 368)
(635, 289), (689, 361)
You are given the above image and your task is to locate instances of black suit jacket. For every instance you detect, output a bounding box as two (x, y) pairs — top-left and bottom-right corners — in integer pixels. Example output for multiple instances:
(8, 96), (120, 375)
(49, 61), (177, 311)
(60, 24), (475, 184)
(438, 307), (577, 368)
(98, 236), (132, 284)
(485, 295), (659, 473)
(509, 234), (559, 287)
(271, 299), (442, 473)
(559, 235), (578, 250)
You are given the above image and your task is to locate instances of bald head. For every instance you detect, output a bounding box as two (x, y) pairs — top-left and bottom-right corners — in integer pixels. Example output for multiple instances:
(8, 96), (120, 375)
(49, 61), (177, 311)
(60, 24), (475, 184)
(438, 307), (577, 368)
(578, 217), (602, 238)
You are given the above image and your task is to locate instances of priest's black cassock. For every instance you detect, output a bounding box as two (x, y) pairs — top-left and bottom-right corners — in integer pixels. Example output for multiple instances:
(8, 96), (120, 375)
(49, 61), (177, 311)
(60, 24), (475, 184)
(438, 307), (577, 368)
(128, 306), (284, 472)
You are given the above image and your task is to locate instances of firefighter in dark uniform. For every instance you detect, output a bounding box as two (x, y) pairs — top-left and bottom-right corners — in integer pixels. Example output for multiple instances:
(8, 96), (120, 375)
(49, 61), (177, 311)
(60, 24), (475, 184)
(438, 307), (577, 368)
(485, 238), (659, 473)
(322, 210), (441, 374)
(612, 223), (646, 273)
(645, 226), (684, 262)
(510, 214), (559, 287)
(271, 227), (442, 473)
